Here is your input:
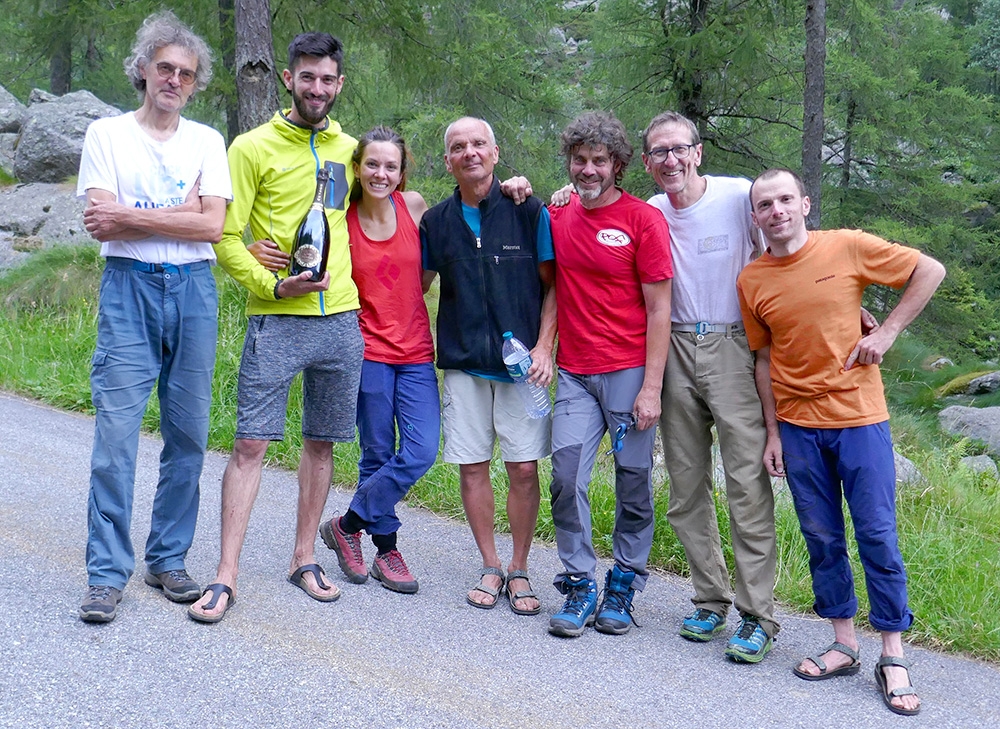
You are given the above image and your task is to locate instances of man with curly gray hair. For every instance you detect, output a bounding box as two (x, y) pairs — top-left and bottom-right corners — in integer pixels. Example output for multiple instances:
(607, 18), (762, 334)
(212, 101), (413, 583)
(76, 10), (231, 623)
(546, 111), (673, 637)
(123, 10), (214, 97)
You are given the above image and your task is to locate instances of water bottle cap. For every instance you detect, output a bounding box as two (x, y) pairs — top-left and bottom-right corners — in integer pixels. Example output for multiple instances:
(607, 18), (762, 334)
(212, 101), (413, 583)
(503, 331), (513, 339)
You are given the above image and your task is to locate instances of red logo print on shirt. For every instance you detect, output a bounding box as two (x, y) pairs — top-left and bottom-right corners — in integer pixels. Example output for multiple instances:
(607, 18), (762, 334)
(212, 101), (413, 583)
(597, 229), (631, 247)
(376, 255), (401, 290)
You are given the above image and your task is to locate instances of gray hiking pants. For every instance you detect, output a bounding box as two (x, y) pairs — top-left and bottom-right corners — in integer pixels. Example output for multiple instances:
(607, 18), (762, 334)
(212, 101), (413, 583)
(550, 367), (656, 591)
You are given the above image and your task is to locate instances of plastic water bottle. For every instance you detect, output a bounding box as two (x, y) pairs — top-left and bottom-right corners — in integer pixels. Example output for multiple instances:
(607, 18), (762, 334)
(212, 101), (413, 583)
(502, 331), (551, 419)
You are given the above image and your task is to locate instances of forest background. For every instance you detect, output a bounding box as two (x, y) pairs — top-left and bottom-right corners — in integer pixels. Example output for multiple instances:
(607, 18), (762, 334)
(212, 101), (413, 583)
(3, 0), (1000, 659)
(6, 0), (1000, 360)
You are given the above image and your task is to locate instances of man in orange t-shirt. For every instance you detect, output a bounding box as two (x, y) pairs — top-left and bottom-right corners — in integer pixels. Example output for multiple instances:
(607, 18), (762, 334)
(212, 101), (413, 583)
(737, 168), (944, 717)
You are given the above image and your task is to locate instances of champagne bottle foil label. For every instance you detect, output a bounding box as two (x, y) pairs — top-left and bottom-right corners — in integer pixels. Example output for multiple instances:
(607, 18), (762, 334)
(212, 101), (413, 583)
(294, 244), (322, 269)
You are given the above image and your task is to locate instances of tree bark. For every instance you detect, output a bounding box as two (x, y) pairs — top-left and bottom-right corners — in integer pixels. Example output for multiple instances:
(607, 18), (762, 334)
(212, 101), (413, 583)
(235, 0), (279, 135)
(219, 0), (239, 143)
(803, 0), (826, 228)
(840, 95), (856, 190)
(48, 0), (72, 95)
(662, 0), (709, 139)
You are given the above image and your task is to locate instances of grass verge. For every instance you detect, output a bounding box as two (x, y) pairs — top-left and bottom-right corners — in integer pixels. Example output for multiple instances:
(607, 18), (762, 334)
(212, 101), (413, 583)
(2, 245), (998, 662)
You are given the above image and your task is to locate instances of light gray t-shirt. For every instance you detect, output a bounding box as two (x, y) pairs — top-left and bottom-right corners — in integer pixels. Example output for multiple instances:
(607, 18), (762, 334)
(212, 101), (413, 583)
(648, 174), (760, 325)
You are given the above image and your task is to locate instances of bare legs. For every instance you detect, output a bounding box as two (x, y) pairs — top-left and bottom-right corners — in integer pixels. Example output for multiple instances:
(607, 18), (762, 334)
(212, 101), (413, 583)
(189, 437), (337, 619)
(460, 460), (541, 611)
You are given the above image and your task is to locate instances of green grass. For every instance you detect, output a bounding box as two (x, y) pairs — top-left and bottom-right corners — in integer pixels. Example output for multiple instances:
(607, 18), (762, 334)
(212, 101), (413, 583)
(2, 244), (999, 662)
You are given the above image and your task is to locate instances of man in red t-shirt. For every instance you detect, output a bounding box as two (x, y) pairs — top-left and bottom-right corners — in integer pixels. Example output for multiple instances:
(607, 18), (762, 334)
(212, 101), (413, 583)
(546, 111), (673, 637)
(738, 168), (944, 716)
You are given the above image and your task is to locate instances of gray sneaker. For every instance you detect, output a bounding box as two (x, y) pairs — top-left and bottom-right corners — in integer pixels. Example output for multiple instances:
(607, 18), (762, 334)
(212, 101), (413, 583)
(79, 585), (122, 623)
(144, 569), (201, 603)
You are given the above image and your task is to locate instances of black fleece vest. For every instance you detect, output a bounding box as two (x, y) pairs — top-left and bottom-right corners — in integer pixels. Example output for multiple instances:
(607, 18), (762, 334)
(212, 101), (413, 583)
(421, 177), (544, 373)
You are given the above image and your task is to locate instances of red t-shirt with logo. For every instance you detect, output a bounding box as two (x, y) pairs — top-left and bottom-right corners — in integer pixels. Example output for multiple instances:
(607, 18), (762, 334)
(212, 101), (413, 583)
(549, 191), (673, 374)
(347, 191), (434, 364)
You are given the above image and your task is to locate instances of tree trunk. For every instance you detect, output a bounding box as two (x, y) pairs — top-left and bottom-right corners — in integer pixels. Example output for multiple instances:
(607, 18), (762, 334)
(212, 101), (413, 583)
(235, 0), (279, 135)
(49, 42), (72, 95)
(219, 0), (239, 143)
(840, 95), (856, 189)
(803, 0), (826, 228)
(48, 0), (72, 95)
(662, 0), (709, 139)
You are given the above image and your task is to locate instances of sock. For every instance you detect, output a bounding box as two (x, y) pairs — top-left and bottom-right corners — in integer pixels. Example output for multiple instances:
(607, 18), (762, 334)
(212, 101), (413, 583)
(339, 509), (365, 535)
(372, 531), (397, 555)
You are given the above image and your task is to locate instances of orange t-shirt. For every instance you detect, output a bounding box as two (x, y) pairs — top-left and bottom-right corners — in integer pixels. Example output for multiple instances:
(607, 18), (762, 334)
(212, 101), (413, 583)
(737, 229), (920, 428)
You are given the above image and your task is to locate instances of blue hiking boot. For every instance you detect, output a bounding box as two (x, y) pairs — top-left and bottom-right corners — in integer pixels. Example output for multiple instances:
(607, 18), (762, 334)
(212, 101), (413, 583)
(548, 576), (598, 638)
(724, 615), (773, 663)
(679, 608), (727, 642)
(595, 564), (637, 635)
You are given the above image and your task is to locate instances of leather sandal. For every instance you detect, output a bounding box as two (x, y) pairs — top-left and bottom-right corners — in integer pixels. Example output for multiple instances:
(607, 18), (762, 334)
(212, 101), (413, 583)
(505, 569), (541, 616)
(466, 566), (505, 609)
(875, 655), (921, 716)
(792, 641), (861, 681)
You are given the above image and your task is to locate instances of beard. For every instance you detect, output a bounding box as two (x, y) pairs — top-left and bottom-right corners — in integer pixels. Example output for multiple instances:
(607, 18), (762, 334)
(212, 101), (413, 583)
(573, 175), (613, 202)
(291, 88), (337, 126)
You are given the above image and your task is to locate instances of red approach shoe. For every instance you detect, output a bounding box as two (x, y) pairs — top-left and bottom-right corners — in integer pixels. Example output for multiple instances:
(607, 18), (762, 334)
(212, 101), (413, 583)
(319, 515), (368, 584)
(371, 549), (418, 594)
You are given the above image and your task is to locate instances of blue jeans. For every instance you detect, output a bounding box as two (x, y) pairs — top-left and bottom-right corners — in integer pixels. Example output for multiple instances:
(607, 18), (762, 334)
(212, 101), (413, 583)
(87, 258), (217, 590)
(350, 360), (441, 535)
(780, 421), (913, 633)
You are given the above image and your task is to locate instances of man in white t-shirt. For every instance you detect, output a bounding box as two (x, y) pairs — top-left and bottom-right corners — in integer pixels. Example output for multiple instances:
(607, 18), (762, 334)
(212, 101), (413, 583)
(75, 10), (231, 623)
(641, 112), (779, 662)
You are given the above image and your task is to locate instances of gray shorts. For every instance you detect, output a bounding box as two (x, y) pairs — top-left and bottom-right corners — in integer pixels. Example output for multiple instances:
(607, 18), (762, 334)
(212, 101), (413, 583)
(235, 312), (363, 442)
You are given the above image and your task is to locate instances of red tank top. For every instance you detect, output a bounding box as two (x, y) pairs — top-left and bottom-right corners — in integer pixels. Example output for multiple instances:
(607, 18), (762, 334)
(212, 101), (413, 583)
(347, 191), (434, 364)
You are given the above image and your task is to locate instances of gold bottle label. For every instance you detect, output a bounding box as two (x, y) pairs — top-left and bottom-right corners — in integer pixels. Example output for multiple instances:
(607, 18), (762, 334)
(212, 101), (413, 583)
(294, 244), (322, 268)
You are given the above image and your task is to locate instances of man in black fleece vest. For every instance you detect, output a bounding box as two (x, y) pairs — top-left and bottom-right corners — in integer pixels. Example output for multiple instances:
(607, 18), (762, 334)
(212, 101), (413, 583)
(421, 116), (556, 616)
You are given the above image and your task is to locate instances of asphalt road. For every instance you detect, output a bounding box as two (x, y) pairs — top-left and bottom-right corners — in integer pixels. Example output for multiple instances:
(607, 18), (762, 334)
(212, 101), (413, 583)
(0, 392), (997, 728)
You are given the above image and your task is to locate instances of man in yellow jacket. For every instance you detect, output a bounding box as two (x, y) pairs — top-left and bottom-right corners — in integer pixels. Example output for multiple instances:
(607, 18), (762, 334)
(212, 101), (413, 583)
(189, 31), (361, 622)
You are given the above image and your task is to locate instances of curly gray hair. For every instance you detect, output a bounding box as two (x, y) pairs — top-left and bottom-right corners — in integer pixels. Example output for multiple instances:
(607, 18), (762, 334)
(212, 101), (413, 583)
(560, 111), (633, 183)
(123, 10), (213, 97)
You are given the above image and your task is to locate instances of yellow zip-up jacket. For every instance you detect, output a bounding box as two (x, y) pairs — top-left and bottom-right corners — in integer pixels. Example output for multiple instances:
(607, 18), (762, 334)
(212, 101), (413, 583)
(216, 111), (360, 316)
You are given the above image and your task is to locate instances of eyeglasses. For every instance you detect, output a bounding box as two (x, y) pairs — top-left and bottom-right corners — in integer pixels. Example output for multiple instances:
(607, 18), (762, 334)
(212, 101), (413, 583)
(154, 61), (197, 86)
(646, 144), (695, 163)
(606, 413), (638, 455)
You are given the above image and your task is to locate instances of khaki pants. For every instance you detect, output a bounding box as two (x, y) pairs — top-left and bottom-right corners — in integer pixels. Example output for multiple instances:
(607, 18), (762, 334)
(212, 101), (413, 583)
(660, 331), (779, 637)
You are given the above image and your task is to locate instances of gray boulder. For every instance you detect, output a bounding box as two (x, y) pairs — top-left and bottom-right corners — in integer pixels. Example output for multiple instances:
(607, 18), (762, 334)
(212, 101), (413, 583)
(965, 371), (1000, 395)
(27, 88), (59, 105)
(0, 182), (87, 246)
(0, 85), (26, 133)
(0, 133), (15, 178)
(939, 405), (1000, 456)
(13, 89), (120, 183)
(894, 450), (923, 485)
(959, 454), (999, 479)
(927, 357), (954, 371)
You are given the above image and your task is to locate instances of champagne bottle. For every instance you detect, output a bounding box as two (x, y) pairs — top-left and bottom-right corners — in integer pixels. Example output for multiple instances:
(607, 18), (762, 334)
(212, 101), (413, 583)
(289, 168), (331, 279)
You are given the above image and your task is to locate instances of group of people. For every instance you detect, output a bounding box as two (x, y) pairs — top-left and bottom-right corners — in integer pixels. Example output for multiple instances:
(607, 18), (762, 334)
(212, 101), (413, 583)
(75, 11), (944, 718)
